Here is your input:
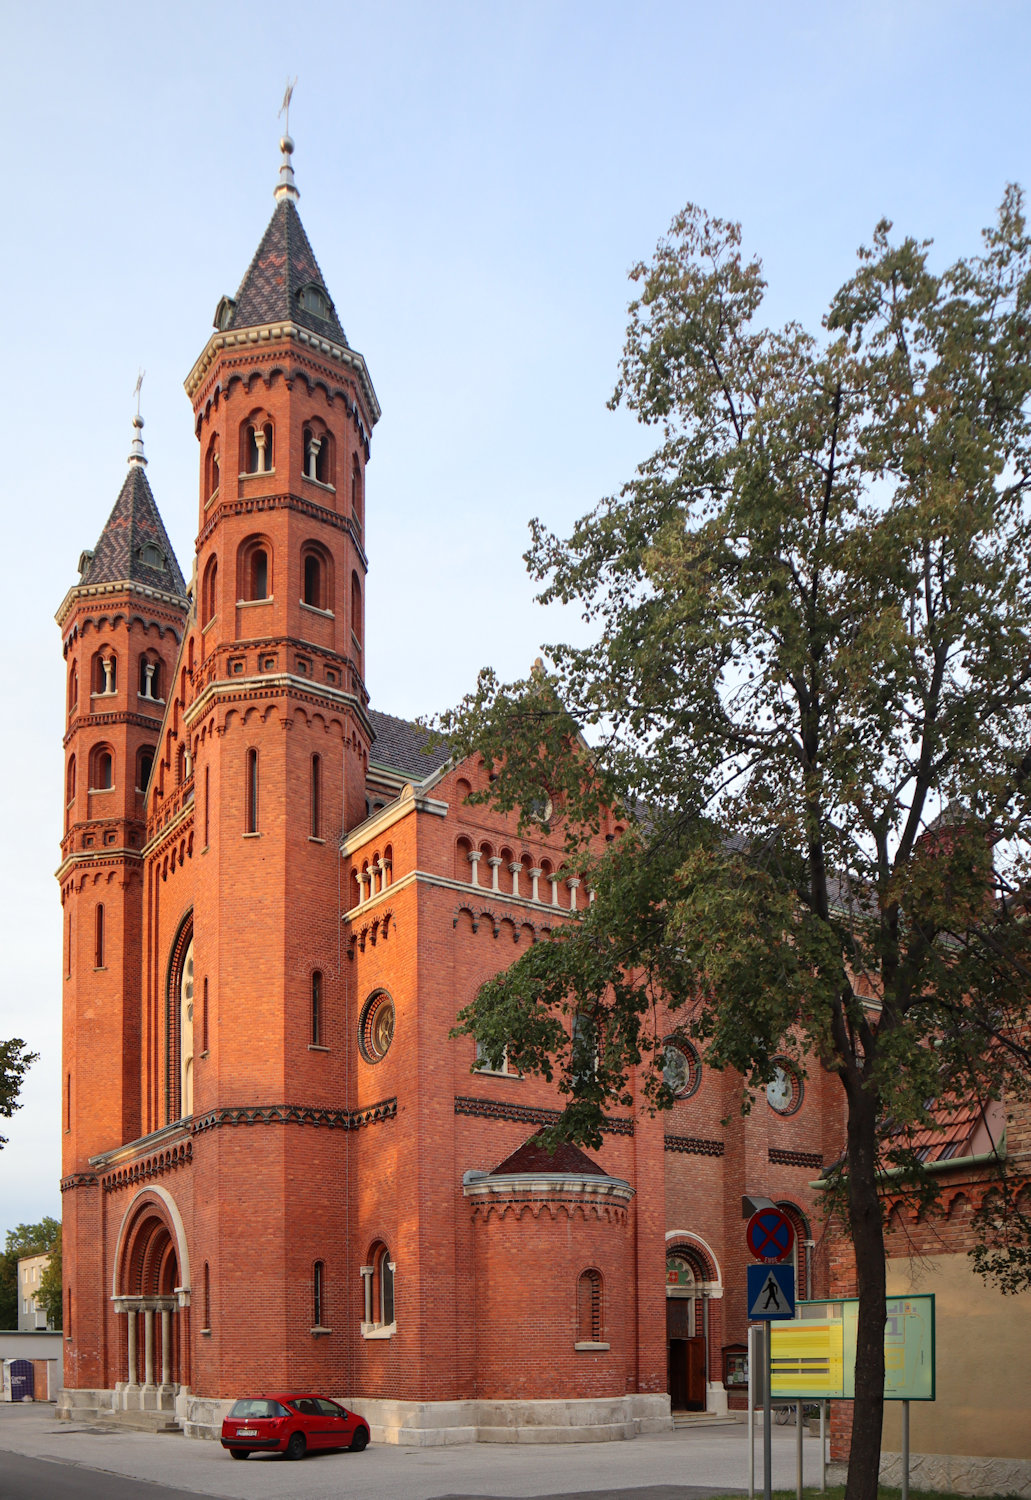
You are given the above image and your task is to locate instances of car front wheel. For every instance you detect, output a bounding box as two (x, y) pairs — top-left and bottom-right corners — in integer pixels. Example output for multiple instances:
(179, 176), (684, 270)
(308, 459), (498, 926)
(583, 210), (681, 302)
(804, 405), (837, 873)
(230, 1449), (249, 1460)
(350, 1427), (369, 1452)
(286, 1432), (307, 1461)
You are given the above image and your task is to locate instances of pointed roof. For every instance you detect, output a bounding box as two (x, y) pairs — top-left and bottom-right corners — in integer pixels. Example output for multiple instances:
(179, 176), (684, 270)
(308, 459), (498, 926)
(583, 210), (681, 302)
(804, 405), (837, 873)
(80, 462), (187, 597)
(220, 198), (348, 346)
(489, 1136), (610, 1177)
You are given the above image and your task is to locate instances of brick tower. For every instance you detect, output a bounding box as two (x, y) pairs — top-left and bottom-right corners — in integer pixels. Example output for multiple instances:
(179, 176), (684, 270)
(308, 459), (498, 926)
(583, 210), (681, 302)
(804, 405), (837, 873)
(55, 421), (188, 1386)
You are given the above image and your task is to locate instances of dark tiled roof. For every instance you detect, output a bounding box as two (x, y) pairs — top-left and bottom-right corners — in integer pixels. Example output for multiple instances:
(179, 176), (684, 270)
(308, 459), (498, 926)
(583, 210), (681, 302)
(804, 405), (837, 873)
(367, 709), (451, 781)
(490, 1137), (609, 1177)
(81, 465), (187, 597)
(222, 199), (347, 345)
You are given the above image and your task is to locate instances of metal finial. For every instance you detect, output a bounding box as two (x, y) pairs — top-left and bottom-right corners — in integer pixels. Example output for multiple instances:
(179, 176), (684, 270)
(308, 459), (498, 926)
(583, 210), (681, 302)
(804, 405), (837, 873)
(129, 372), (147, 466)
(274, 79), (300, 203)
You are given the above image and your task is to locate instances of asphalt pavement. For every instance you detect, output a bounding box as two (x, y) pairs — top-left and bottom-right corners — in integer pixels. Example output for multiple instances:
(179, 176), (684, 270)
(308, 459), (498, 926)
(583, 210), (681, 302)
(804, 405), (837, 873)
(0, 1403), (828, 1500)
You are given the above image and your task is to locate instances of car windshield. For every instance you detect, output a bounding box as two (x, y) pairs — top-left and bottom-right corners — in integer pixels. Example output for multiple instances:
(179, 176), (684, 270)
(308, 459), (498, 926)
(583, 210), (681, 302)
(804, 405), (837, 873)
(228, 1399), (285, 1419)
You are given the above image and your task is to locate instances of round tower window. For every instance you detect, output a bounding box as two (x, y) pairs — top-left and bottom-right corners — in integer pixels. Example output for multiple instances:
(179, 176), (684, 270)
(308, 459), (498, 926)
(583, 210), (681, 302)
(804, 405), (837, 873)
(662, 1038), (700, 1099)
(359, 992), (395, 1063)
(766, 1059), (803, 1115)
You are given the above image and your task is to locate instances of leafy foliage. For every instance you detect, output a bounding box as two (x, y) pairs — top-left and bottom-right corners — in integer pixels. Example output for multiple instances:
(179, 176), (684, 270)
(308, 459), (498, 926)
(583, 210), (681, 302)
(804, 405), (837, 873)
(37, 1226), (62, 1329)
(0, 1218), (61, 1331)
(440, 194), (1031, 1500)
(0, 1038), (38, 1148)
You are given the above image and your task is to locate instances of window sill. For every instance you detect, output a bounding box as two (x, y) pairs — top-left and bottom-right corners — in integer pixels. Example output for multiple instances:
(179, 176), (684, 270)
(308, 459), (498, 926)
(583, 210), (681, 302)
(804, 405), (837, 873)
(238, 468), (276, 480)
(87, 787), (115, 795)
(308, 836), (325, 845)
(360, 1321), (396, 1341)
(299, 600), (335, 619)
(138, 695), (166, 706)
(308, 1044), (330, 1053)
(574, 1341), (610, 1352)
(204, 487), (219, 510)
(202, 617), (217, 634)
(242, 832), (261, 839)
(310, 1325), (333, 1337)
(200, 1328), (212, 1337)
(91, 691), (117, 700)
(303, 475), (336, 494)
(237, 596), (274, 607)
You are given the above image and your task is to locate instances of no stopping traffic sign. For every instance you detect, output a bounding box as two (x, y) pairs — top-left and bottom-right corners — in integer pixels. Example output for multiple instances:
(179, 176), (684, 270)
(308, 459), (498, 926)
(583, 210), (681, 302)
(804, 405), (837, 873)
(746, 1206), (794, 1262)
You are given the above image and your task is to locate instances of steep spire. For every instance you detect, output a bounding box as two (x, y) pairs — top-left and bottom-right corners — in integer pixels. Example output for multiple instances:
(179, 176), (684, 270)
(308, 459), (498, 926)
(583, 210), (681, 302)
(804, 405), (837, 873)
(215, 196), (348, 346)
(78, 424), (187, 595)
(274, 131), (299, 205)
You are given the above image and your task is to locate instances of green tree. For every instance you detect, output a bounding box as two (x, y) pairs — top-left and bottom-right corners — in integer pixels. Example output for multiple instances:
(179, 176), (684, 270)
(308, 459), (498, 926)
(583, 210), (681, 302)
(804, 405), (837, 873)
(0, 1218), (61, 1330)
(37, 1226), (62, 1330)
(440, 195), (1031, 1500)
(0, 1038), (38, 1148)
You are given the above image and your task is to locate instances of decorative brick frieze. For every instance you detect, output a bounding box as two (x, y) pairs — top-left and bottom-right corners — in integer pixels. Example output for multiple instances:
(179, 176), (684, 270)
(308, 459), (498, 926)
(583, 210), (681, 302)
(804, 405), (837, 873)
(455, 1095), (634, 1136)
(663, 1133), (724, 1157)
(190, 1098), (397, 1134)
(768, 1147), (823, 1169)
(101, 1141), (192, 1192)
(60, 1171), (98, 1193)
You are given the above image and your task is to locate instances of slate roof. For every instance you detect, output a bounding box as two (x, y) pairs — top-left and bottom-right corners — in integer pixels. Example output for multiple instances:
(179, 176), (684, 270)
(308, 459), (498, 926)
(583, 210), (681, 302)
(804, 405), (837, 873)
(489, 1137), (610, 1177)
(80, 464), (187, 598)
(367, 709), (451, 781)
(222, 199), (348, 345)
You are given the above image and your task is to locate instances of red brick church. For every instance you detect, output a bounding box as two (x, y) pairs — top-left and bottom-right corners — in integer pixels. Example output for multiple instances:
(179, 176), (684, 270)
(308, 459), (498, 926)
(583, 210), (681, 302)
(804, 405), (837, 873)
(55, 133), (843, 1442)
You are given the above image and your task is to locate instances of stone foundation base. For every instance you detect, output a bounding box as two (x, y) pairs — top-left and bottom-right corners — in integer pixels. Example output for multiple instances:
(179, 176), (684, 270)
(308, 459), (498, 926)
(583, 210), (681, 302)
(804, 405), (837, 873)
(59, 1389), (672, 1446)
(827, 1452), (1031, 1498)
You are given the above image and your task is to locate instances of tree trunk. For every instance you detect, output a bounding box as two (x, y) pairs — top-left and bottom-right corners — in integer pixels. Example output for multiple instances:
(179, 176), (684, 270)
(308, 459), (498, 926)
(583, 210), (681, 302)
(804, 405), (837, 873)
(844, 1083), (887, 1500)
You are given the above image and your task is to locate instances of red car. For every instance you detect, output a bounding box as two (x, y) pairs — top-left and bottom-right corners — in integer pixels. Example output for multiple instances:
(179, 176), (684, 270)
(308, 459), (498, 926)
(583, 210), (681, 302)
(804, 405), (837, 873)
(221, 1393), (370, 1460)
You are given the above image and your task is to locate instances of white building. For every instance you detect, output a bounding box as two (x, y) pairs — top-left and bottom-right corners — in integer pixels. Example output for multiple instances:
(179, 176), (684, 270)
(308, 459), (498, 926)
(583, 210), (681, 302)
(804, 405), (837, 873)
(17, 1255), (53, 1332)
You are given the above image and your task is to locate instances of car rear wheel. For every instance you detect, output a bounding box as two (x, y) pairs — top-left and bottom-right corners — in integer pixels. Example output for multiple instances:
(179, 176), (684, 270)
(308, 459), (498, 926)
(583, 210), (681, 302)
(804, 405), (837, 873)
(230, 1449), (249, 1460)
(350, 1427), (369, 1452)
(286, 1432), (307, 1461)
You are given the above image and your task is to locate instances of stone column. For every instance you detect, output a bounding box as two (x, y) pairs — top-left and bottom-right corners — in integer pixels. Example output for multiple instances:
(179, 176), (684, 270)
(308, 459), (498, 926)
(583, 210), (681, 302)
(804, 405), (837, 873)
(468, 850), (482, 886)
(488, 856), (502, 892)
(143, 1307), (155, 1388)
(508, 861), (521, 897)
(549, 875), (560, 906)
(127, 1308), (139, 1388)
(161, 1307), (172, 1387)
(567, 876), (581, 910)
(530, 867), (542, 902)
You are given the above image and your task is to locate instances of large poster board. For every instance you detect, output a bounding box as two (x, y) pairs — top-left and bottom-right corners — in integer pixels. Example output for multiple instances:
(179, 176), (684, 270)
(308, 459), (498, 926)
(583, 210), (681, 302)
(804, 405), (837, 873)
(770, 1295), (934, 1401)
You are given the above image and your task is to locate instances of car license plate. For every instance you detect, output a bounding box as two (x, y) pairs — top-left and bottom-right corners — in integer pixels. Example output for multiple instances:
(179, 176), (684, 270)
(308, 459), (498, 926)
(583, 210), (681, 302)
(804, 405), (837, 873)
(237, 1427), (258, 1436)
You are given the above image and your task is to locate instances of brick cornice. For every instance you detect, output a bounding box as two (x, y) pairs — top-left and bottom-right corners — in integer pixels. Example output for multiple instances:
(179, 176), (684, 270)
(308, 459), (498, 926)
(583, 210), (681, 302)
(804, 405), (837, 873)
(454, 1095), (634, 1136)
(185, 321), (380, 427)
(56, 578), (189, 633)
(190, 1098), (397, 1134)
(664, 1134), (725, 1157)
(184, 671), (371, 737)
(63, 708), (167, 750)
(196, 490), (367, 567)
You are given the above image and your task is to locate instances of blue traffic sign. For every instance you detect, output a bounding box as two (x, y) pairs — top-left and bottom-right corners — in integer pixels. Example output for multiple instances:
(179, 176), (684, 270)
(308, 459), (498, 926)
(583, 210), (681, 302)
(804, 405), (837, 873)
(746, 1206), (795, 1262)
(747, 1262), (795, 1320)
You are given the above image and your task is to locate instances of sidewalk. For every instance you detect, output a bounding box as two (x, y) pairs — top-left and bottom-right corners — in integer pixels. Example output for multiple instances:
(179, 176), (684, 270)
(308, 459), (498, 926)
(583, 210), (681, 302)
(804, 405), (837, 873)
(0, 1404), (828, 1500)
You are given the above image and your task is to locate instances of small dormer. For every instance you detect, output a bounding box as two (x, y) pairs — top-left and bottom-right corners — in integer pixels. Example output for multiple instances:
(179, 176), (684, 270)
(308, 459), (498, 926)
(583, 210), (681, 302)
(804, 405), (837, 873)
(213, 296), (237, 332)
(296, 282), (332, 321)
(139, 542), (166, 572)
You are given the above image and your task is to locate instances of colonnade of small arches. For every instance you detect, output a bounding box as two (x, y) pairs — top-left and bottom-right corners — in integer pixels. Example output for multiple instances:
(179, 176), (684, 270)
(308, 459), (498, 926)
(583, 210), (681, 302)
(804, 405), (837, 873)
(191, 367), (373, 465)
(350, 847), (394, 906)
(454, 836), (590, 911)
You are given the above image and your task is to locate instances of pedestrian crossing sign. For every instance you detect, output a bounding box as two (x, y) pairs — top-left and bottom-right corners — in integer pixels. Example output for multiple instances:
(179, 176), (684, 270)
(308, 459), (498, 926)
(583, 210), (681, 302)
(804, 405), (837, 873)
(748, 1262), (795, 1320)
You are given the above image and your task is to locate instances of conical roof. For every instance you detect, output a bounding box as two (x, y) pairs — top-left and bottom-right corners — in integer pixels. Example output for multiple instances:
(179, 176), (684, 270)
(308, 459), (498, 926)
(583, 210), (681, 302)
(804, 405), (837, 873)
(489, 1136), (610, 1177)
(221, 198), (347, 345)
(81, 462), (187, 597)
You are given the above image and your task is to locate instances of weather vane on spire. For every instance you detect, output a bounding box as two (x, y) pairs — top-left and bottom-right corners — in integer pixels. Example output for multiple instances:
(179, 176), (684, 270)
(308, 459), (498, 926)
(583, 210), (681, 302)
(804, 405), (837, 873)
(274, 78), (300, 204)
(129, 370), (147, 467)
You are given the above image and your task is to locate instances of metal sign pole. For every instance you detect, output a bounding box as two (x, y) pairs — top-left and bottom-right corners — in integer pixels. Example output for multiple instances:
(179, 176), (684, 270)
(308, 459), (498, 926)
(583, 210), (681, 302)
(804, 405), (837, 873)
(820, 1400), (827, 1493)
(796, 1400), (803, 1500)
(763, 1322), (772, 1500)
(747, 1325), (755, 1500)
(902, 1400), (910, 1500)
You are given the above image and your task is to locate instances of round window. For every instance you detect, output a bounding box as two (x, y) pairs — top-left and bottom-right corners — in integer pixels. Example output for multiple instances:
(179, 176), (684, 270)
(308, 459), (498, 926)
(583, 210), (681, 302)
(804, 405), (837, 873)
(359, 992), (395, 1063)
(766, 1059), (803, 1115)
(662, 1038), (700, 1099)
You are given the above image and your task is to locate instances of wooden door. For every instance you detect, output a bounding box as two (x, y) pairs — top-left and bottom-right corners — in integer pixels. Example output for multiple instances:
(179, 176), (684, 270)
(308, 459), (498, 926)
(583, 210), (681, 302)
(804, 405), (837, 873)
(686, 1334), (706, 1409)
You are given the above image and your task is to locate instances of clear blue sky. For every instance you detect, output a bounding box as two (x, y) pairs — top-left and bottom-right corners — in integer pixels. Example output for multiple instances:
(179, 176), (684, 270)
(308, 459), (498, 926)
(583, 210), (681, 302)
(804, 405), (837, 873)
(3, 0), (1029, 1230)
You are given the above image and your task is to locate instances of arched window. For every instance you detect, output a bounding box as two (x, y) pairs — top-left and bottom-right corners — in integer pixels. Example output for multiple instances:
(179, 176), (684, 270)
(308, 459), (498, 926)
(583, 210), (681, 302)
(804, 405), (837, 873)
(577, 1269), (603, 1344)
(201, 555), (218, 626)
(202, 976), (209, 1054)
(303, 424), (333, 486)
(241, 417), (274, 474)
(303, 553), (323, 609)
(362, 1242), (394, 1330)
(167, 916), (194, 1124)
(313, 1260), (326, 1327)
(205, 433), (220, 500)
(68, 662), (78, 717)
(351, 456), (363, 533)
(94, 652), (117, 695)
(94, 904), (105, 969)
(203, 1262), (211, 1330)
(66, 756), (76, 820)
(239, 538), (272, 602)
(245, 749), (258, 833)
(311, 970), (323, 1046)
(351, 571), (362, 645)
(139, 655), (162, 701)
(91, 747), (114, 791)
(137, 746), (154, 794)
(310, 754), (322, 838)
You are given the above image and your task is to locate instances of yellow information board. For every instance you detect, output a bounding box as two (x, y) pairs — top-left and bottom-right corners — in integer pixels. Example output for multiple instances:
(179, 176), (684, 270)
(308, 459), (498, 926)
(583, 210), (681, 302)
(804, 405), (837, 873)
(769, 1295), (935, 1401)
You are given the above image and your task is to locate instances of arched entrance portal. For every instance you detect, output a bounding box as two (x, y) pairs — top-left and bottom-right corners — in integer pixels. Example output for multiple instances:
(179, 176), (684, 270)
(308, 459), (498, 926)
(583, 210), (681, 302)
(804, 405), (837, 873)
(113, 1192), (190, 1409)
(666, 1243), (719, 1412)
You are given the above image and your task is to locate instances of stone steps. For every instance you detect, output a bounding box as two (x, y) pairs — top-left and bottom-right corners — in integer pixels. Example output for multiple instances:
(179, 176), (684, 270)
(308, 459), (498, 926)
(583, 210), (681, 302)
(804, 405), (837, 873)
(93, 1410), (182, 1436)
(672, 1413), (743, 1429)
